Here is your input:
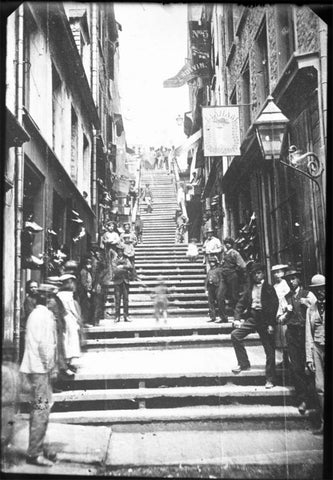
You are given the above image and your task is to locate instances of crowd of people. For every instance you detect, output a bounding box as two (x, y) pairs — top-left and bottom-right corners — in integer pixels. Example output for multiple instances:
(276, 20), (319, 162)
(200, 233), (325, 436)
(1, 215), (326, 466)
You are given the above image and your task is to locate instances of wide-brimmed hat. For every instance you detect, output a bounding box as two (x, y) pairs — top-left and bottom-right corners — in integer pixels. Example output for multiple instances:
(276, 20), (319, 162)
(37, 283), (58, 294)
(46, 276), (62, 286)
(271, 264), (289, 272)
(59, 273), (77, 282)
(283, 268), (301, 278)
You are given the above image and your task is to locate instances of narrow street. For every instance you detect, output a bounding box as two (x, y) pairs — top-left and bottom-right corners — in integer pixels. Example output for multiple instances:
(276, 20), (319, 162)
(2, 2), (328, 478)
(7, 168), (323, 476)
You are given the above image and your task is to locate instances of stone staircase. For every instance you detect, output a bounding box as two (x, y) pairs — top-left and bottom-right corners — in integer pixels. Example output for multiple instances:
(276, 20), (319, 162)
(103, 170), (208, 319)
(20, 169), (309, 428)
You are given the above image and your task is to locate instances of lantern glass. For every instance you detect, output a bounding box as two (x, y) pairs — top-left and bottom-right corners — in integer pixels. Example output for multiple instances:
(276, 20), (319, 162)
(256, 122), (287, 160)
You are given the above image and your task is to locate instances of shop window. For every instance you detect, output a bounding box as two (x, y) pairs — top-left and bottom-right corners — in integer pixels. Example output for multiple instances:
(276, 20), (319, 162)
(22, 159), (44, 269)
(254, 19), (269, 110)
(82, 134), (90, 202)
(225, 5), (234, 53)
(276, 5), (295, 76)
(52, 190), (65, 248)
(52, 63), (62, 153)
(71, 106), (78, 184)
(240, 61), (251, 139)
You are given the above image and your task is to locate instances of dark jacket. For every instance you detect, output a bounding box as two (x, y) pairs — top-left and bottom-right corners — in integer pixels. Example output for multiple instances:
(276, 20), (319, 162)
(284, 287), (309, 327)
(234, 280), (278, 326)
(205, 265), (223, 289)
(112, 255), (133, 285)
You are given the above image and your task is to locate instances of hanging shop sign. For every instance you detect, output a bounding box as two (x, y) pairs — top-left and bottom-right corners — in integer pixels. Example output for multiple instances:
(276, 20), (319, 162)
(202, 106), (241, 157)
(188, 21), (210, 63)
(163, 60), (210, 88)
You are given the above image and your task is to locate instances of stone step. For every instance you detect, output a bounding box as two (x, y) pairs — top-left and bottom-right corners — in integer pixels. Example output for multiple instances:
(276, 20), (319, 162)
(105, 291), (207, 301)
(25, 404), (308, 425)
(84, 333), (260, 348)
(106, 280), (206, 288)
(85, 319), (234, 336)
(128, 274), (206, 281)
(103, 307), (208, 316)
(135, 269), (205, 276)
(135, 248), (194, 253)
(37, 385), (296, 409)
(104, 302), (208, 311)
(135, 262), (204, 268)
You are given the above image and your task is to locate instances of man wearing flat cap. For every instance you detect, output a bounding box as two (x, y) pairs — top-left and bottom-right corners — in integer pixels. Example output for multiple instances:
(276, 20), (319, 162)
(110, 244), (133, 322)
(20, 285), (58, 466)
(231, 262), (278, 389)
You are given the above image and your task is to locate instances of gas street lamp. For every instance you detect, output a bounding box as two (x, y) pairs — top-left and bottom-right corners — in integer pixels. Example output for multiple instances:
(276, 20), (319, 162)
(253, 95), (325, 211)
(253, 96), (289, 161)
(176, 114), (183, 126)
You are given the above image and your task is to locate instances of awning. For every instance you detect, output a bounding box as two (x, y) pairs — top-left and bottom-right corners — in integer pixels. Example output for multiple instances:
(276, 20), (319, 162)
(175, 129), (202, 156)
(6, 107), (30, 147)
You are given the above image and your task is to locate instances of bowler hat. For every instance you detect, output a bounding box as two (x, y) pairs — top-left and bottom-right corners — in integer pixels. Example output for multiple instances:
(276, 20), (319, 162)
(250, 262), (265, 273)
(309, 274), (325, 288)
(64, 260), (78, 274)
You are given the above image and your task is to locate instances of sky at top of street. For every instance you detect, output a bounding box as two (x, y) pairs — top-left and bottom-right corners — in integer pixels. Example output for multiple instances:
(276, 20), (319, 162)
(114, 3), (189, 150)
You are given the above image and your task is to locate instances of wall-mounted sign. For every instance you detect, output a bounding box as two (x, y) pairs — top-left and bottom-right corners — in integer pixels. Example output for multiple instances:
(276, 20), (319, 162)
(202, 106), (241, 156)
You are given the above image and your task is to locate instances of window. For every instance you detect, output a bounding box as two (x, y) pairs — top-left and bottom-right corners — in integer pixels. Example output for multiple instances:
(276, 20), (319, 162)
(254, 20), (269, 108)
(52, 190), (65, 249)
(52, 63), (62, 153)
(240, 61), (251, 138)
(71, 107), (78, 184)
(276, 5), (295, 75)
(225, 5), (234, 53)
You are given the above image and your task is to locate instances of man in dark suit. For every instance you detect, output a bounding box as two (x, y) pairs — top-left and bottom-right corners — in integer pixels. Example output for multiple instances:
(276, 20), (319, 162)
(283, 268), (317, 414)
(230, 262), (278, 389)
(111, 244), (133, 323)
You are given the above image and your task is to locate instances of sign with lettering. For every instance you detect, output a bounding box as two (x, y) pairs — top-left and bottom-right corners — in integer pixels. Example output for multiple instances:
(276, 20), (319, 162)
(189, 21), (210, 62)
(202, 106), (241, 156)
(163, 60), (210, 88)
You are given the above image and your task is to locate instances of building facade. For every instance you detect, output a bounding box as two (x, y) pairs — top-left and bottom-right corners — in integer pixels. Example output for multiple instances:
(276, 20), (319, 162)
(3, 2), (128, 352)
(187, 4), (326, 282)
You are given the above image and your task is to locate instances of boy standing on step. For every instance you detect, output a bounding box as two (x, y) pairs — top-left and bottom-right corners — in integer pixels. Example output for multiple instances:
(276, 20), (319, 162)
(152, 275), (169, 324)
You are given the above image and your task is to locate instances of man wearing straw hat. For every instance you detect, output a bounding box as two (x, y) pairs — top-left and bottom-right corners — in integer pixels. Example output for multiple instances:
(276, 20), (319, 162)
(283, 267), (317, 415)
(271, 264), (290, 368)
(305, 274), (325, 434)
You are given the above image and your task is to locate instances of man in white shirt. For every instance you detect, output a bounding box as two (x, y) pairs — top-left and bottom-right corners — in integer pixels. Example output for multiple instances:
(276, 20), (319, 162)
(202, 229), (222, 271)
(20, 285), (58, 467)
